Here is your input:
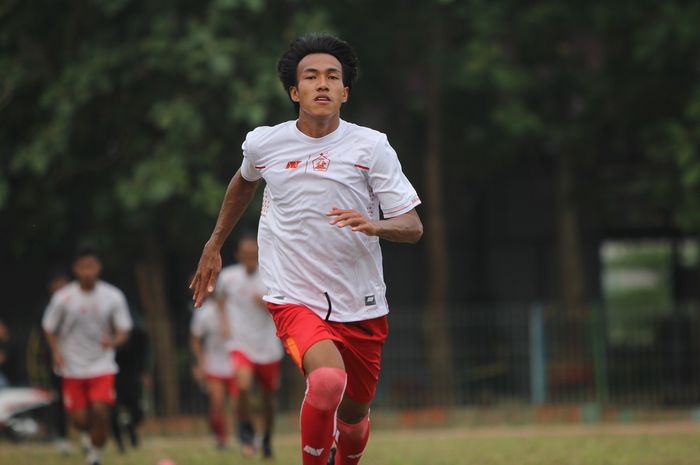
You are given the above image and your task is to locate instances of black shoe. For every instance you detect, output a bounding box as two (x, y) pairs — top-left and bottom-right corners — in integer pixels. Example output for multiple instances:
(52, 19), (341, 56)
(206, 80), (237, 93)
(327, 446), (336, 465)
(238, 420), (256, 456)
(262, 432), (273, 459)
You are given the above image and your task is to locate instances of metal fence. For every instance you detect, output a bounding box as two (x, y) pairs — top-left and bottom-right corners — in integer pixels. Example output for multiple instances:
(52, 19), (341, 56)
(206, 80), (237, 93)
(18, 300), (700, 417)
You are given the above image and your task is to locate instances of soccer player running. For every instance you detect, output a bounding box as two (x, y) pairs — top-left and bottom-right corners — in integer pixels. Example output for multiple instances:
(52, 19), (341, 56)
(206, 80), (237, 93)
(190, 292), (237, 449)
(42, 247), (133, 465)
(190, 34), (423, 465)
(218, 235), (284, 459)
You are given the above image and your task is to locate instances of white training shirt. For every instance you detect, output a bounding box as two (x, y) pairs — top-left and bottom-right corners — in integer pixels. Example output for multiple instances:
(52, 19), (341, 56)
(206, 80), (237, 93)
(239, 119), (421, 323)
(218, 264), (283, 364)
(42, 281), (133, 379)
(190, 299), (235, 377)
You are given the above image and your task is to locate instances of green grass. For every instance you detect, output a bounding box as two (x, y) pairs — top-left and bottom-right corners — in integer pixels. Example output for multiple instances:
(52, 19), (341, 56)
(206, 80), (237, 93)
(1, 424), (700, 465)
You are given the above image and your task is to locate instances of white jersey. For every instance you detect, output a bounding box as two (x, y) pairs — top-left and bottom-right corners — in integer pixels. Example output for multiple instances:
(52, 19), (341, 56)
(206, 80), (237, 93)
(42, 281), (133, 379)
(218, 264), (283, 364)
(240, 119), (421, 322)
(190, 300), (234, 377)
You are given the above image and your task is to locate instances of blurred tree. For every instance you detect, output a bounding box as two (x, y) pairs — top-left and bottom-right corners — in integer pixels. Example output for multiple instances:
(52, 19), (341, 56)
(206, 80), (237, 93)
(0, 0), (326, 415)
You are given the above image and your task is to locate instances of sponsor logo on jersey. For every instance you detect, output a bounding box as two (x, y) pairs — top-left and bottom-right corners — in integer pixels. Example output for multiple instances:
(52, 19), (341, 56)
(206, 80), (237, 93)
(285, 160), (302, 169)
(312, 153), (330, 172)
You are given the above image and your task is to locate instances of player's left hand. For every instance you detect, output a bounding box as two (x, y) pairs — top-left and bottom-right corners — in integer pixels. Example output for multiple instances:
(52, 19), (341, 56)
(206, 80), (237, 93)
(326, 207), (379, 236)
(100, 334), (114, 349)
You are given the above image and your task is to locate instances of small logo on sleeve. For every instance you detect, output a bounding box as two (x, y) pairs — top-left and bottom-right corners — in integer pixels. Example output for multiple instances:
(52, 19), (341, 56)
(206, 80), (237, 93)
(364, 295), (376, 306)
(285, 160), (302, 169)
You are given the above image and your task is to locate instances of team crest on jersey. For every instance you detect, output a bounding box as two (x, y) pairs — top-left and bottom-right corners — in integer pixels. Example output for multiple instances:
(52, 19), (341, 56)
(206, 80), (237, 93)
(312, 153), (330, 172)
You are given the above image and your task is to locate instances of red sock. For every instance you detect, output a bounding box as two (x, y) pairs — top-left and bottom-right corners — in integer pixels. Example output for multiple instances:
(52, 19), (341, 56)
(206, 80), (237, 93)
(209, 410), (226, 444)
(335, 415), (370, 465)
(300, 367), (347, 465)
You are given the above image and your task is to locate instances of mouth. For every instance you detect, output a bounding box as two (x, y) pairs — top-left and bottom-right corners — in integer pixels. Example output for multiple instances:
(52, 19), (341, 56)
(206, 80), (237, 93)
(314, 95), (332, 103)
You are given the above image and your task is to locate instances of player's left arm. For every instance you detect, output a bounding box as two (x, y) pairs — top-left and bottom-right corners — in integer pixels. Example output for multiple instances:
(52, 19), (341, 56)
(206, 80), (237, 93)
(103, 292), (133, 349)
(102, 329), (130, 349)
(327, 207), (423, 243)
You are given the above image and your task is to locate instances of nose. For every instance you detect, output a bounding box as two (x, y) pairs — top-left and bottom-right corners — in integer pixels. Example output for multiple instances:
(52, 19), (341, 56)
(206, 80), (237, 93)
(316, 76), (329, 90)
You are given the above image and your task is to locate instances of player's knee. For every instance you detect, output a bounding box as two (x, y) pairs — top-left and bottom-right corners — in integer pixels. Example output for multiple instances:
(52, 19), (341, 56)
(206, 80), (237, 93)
(305, 367), (347, 410)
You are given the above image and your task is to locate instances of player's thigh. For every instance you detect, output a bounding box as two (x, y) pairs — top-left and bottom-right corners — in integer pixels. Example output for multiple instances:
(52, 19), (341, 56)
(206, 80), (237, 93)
(62, 377), (89, 413)
(335, 316), (388, 405)
(303, 339), (344, 373)
(86, 374), (116, 406)
(232, 352), (255, 390)
(254, 360), (282, 393)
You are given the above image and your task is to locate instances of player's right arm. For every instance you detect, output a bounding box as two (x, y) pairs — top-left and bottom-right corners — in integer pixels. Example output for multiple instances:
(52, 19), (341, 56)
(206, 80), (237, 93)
(190, 334), (205, 383)
(42, 293), (64, 371)
(190, 169), (260, 307)
(44, 330), (63, 371)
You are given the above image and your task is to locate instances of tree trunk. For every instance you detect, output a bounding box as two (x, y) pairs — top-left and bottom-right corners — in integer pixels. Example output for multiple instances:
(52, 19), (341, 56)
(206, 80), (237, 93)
(421, 8), (455, 407)
(556, 152), (585, 315)
(134, 235), (179, 417)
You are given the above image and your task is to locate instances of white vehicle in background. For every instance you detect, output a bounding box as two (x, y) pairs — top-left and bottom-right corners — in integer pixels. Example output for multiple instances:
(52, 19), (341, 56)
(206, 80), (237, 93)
(0, 387), (54, 441)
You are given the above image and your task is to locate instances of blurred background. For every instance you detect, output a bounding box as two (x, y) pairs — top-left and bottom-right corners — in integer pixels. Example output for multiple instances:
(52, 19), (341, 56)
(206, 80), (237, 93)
(2, 0), (700, 428)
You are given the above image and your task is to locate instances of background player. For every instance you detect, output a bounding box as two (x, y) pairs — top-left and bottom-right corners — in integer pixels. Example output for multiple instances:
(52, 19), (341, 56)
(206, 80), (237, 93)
(218, 234), (284, 459)
(190, 292), (237, 449)
(42, 247), (133, 465)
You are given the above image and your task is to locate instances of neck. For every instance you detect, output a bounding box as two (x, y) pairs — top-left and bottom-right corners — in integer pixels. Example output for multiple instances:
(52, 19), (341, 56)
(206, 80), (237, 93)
(296, 112), (340, 138)
(79, 281), (96, 292)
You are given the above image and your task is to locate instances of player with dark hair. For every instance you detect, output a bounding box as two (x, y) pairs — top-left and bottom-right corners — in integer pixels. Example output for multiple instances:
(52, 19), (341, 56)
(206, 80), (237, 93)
(43, 247), (133, 465)
(191, 33), (423, 465)
(218, 234), (283, 458)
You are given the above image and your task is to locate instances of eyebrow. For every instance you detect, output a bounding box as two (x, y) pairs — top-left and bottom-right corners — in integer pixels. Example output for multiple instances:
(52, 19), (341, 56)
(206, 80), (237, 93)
(301, 67), (342, 74)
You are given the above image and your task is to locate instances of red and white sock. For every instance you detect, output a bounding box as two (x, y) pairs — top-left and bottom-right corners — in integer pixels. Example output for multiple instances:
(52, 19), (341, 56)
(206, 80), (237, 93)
(209, 410), (226, 445)
(335, 414), (370, 465)
(300, 367), (347, 465)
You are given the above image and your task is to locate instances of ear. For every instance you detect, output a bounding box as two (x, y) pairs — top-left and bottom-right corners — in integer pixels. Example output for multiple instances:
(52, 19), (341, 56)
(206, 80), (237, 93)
(342, 87), (349, 103)
(289, 86), (300, 102)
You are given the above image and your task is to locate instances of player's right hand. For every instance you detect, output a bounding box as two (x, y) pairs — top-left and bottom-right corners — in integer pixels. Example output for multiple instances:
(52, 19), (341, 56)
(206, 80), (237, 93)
(52, 351), (64, 371)
(190, 241), (222, 308)
(192, 364), (205, 383)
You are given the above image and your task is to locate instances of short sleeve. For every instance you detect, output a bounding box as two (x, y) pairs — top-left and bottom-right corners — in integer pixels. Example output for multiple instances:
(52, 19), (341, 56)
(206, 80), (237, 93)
(240, 132), (262, 182)
(112, 291), (133, 332)
(42, 292), (63, 333)
(368, 135), (421, 218)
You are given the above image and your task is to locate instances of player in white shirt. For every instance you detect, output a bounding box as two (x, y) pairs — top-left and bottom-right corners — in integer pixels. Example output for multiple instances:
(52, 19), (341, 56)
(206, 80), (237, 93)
(218, 235), (283, 458)
(190, 293), (237, 449)
(191, 34), (422, 465)
(42, 248), (133, 465)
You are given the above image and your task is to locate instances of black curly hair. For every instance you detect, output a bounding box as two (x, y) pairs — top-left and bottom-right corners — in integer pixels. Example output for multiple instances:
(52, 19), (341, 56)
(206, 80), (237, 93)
(277, 33), (359, 113)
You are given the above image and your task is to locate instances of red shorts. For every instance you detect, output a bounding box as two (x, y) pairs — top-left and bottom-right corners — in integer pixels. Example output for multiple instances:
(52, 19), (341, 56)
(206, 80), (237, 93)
(268, 303), (388, 403)
(230, 351), (281, 393)
(62, 374), (115, 412)
(206, 374), (239, 397)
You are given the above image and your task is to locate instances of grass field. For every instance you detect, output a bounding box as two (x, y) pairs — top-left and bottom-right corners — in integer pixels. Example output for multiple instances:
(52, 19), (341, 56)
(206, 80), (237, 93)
(1, 422), (700, 465)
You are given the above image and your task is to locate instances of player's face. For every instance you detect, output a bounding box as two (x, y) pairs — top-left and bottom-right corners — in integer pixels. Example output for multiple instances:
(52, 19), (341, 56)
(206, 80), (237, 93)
(290, 53), (348, 119)
(236, 239), (258, 274)
(72, 255), (102, 289)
